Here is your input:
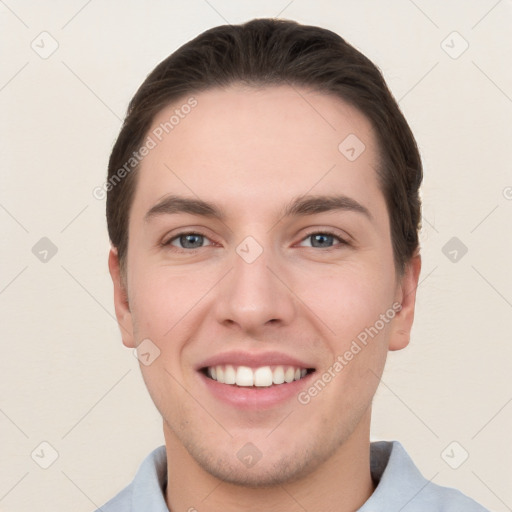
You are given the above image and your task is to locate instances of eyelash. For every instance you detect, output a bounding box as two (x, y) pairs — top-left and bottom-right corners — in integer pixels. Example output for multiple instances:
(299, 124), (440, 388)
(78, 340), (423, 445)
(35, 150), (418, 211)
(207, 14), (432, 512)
(161, 230), (349, 253)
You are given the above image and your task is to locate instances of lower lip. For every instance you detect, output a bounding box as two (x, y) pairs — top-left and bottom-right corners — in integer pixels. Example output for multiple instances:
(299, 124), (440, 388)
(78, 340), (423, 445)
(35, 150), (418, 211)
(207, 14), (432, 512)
(198, 371), (315, 410)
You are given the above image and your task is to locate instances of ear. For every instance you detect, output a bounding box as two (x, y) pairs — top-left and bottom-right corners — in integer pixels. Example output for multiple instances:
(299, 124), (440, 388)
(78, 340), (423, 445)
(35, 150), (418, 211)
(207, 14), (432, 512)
(108, 247), (135, 348)
(388, 253), (422, 351)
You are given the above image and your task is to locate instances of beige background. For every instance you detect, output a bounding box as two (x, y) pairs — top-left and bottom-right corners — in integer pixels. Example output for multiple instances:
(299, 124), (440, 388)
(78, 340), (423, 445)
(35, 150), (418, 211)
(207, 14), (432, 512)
(1, 1), (511, 511)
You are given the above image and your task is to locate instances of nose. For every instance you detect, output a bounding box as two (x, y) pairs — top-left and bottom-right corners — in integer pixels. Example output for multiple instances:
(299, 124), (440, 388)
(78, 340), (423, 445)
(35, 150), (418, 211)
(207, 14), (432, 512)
(213, 241), (296, 335)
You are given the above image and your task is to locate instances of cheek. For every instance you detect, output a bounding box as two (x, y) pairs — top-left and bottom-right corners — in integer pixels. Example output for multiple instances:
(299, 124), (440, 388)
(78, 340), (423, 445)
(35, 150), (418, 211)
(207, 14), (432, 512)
(296, 262), (396, 343)
(128, 270), (199, 406)
(129, 268), (207, 336)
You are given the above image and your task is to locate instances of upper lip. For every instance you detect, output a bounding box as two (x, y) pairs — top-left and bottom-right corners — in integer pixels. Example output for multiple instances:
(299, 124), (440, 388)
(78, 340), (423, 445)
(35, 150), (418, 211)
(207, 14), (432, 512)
(196, 351), (315, 371)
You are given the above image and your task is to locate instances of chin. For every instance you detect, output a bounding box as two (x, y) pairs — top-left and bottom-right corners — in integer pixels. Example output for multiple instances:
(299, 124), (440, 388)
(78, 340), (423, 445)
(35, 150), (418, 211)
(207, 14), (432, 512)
(186, 441), (329, 488)
(200, 458), (306, 488)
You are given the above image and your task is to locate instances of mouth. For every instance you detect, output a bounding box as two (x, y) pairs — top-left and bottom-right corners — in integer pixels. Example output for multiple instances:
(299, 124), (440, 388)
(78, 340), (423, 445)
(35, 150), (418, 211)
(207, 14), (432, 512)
(196, 351), (317, 409)
(200, 364), (316, 387)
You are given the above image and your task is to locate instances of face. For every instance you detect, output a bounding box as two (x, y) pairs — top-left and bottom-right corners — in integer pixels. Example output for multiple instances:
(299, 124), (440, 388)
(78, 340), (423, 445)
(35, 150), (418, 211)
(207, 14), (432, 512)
(110, 85), (420, 486)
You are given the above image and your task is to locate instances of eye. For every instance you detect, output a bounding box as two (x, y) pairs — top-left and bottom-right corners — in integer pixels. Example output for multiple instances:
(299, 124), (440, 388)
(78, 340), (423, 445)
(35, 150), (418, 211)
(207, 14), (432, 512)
(298, 231), (348, 249)
(161, 230), (348, 252)
(163, 232), (214, 251)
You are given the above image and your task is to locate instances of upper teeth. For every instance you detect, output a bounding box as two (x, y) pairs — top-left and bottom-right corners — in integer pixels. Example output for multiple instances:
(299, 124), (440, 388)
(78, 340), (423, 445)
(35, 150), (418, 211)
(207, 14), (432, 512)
(207, 365), (308, 387)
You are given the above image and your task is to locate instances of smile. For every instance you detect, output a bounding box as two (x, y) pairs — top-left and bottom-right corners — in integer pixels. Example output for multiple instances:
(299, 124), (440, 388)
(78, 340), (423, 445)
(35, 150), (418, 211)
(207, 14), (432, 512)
(203, 365), (313, 387)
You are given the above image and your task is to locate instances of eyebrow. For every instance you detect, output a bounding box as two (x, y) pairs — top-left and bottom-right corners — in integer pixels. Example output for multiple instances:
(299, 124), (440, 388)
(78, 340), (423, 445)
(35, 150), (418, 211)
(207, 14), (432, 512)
(144, 193), (372, 223)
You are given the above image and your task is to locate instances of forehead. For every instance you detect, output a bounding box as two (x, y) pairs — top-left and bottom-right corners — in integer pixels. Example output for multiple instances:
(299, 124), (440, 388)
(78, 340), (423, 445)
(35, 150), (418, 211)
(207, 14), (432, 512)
(131, 85), (383, 223)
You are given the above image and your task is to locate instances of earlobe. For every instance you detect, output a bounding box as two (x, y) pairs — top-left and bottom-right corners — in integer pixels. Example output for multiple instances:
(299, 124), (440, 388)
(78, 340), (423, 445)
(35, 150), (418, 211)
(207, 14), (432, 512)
(108, 247), (135, 348)
(388, 253), (422, 351)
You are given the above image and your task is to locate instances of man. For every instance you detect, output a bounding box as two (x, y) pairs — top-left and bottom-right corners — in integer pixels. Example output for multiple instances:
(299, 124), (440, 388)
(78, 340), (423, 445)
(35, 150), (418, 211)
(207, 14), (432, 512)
(99, 18), (489, 511)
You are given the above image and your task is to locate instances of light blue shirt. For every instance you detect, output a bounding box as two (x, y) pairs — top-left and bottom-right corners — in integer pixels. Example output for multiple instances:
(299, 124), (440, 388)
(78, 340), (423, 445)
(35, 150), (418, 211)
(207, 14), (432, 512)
(94, 441), (490, 511)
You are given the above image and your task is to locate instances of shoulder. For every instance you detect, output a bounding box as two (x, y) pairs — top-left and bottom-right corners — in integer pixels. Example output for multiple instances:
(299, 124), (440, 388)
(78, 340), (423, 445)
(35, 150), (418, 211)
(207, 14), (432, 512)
(91, 445), (168, 512)
(93, 483), (133, 511)
(418, 484), (490, 511)
(364, 440), (491, 511)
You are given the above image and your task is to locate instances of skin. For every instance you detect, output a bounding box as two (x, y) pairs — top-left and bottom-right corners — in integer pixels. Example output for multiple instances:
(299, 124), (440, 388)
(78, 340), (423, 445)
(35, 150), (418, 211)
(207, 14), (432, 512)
(109, 84), (421, 512)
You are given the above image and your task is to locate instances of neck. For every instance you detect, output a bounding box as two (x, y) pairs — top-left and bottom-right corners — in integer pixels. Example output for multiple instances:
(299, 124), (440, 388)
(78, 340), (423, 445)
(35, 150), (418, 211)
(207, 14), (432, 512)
(164, 409), (375, 512)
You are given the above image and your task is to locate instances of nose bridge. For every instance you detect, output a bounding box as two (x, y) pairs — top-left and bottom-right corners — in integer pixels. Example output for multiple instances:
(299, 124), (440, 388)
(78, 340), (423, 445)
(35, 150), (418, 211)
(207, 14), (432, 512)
(214, 237), (295, 331)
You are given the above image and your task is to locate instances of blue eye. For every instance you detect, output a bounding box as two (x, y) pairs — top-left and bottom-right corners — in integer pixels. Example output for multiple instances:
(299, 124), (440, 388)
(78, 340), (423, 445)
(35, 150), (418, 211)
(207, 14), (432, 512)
(162, 230), (347, 253)
(299, 231), (347, 249)
(165, 233), (212, 250)
(309, 233), (335, 248)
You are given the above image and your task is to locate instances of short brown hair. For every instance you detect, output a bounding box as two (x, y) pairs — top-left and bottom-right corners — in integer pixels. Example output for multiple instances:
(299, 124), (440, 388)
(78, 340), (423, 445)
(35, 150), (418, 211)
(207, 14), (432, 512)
(106, 18), (422, 278)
